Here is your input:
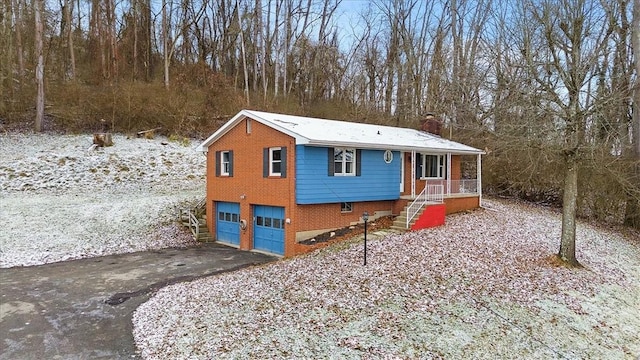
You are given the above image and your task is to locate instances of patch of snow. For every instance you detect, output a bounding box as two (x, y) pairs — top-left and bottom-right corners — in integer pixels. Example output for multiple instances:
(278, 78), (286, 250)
(132, 199), (640, 359)
(0, 133), (205, 268)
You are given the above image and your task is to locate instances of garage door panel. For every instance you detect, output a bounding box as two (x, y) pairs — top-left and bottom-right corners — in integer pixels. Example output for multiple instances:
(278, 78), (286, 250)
(254, 205), (285, 255)
(216, 202), (240, 245)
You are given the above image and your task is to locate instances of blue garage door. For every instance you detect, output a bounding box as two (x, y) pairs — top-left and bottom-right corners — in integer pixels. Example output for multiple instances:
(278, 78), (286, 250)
(216, 202), (240, 246)
(254, 205), (285, 255)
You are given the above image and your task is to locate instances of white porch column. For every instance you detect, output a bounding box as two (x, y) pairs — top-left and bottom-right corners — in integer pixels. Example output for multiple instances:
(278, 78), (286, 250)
(411, 150), (416, 197)
(446, 153), (452, 195)
(477, 153), (482, 206)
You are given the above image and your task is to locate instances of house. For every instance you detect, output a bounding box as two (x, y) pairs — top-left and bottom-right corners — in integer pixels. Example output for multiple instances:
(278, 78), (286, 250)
(196, 110), (484, 257)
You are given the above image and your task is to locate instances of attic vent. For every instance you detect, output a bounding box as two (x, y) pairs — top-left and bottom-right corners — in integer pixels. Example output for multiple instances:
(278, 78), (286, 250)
(420, 113), (442, 136)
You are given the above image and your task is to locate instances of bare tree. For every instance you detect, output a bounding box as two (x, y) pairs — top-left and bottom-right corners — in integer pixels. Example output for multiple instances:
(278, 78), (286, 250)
(35, 0), (44, 132)
(519, 0), (614, 265)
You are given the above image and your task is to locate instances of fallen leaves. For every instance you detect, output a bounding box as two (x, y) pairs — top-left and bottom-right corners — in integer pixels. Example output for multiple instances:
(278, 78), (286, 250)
(133, 199), (640, 359)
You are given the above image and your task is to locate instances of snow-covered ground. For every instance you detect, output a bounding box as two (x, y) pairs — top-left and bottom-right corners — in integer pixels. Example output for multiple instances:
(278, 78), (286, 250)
(133, 200), (640, 359)
(0, 132), (205, 268)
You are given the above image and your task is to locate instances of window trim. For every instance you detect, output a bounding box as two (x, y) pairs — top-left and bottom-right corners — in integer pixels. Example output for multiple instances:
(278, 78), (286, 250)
(420, 154), (445, 179)
(220, 150), (231, 176)
(334, 147), (356, 176)
(340, 202), (353, 213)
(269, 147), (282, 176)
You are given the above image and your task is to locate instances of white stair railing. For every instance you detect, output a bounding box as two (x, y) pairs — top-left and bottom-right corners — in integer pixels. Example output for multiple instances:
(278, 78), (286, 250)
(406, 184), (444, 228)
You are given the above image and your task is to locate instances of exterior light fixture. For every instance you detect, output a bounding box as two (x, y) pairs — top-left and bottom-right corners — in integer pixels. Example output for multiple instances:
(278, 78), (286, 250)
(363, 211), (369, 266)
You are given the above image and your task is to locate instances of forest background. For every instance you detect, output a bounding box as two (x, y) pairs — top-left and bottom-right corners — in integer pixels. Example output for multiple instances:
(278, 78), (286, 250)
(1, 0), (639, 237)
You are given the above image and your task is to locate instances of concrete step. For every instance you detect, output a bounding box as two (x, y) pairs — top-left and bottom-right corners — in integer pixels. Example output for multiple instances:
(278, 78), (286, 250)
(197, 232), (214, 242)
(390, 226), (408, 232)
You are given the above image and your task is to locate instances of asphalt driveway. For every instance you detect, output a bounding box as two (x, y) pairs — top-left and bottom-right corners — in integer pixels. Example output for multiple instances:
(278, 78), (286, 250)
(0, 244), (275, 359)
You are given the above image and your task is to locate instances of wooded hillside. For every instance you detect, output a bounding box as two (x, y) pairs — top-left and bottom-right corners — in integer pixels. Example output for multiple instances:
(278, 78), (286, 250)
(1, 0), (639, 232)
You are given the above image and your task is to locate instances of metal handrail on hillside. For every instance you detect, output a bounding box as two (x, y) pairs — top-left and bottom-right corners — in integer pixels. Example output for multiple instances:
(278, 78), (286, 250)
(406, 184), (444, 228)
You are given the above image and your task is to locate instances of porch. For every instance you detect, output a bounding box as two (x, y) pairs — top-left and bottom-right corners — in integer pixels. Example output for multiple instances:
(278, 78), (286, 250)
(393, 179), (481, 231)
(394, 149), (482, 231)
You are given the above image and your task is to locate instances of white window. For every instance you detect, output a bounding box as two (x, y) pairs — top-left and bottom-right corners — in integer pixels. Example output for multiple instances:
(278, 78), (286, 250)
(334, 148), (356, 176)
(220, 151), (231, 176)
(269, 147), (282, 176)
(341, 202), (353, 213)
(421, 154), (445, 179)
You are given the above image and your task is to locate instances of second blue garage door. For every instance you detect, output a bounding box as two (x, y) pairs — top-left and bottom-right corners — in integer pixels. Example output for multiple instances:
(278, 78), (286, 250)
(216, 202), (240, 246)
(253, 205), (285, 255)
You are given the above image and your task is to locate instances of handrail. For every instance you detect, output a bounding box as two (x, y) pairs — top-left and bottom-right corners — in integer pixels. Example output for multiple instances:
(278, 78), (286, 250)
(406, 184), (444, 228)
(182, 208), (200, 240)
(178, 198), (207, 240)
(193, 198), (206, 218)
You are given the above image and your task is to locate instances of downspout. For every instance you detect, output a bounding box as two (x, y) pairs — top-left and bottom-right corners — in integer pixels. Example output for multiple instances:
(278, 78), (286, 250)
(411, 150), (416, 197)
(446, 153), (451, 196)
(477, 153), (482, 207)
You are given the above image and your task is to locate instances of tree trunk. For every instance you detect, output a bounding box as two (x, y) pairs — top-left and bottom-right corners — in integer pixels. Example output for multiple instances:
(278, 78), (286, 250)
(14, 0), (25, 82)
(35, 0), (45, 132)
(626, 0), (640, 228)
(163, 0), (169, 89)
(65, 0), (76, 80)
(237, 0), (250, 104)
(559, 161), (580, 266)
(133, 0), (138, 79)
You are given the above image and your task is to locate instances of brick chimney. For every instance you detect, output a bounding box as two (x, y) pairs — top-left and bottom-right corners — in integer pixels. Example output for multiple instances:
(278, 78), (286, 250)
(420, 113), (442, 136)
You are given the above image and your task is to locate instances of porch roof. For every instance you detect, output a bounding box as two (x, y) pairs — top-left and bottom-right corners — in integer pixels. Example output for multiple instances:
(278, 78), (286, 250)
(197, 110), (484, 155)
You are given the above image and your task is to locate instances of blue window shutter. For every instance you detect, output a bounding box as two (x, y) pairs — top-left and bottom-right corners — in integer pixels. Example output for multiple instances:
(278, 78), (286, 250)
(416, 153), (422, 179)
(263, 148), (269, 178)
(328, 148), (335, 176)
(281, 147), (287, 178)
(228, 151), (234, 177)
(356, 149), (362, 176)
(215, 151), (220, 177)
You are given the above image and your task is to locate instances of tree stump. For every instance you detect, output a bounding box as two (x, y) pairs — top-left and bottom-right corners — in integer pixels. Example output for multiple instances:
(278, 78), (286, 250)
(93, 133), (113, 147)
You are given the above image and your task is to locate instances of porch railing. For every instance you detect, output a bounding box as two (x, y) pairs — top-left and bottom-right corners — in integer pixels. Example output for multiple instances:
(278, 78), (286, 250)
(407, 184), (444, 228)
(423, 179), (479, 196)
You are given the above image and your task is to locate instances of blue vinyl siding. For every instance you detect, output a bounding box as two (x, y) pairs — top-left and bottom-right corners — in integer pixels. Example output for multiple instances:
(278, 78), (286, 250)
(296, 145), (400, 204)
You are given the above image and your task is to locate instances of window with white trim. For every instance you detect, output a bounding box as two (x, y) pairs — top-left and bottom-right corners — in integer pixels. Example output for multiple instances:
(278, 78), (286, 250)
(340, 202), (353, 213)
(421, 154), (445, 179)
(220, 151), (231, 176)
(334, 148), (356, 176)
(269, 147), (282, 176)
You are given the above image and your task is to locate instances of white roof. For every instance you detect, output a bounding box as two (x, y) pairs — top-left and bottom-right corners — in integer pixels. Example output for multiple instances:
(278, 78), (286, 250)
(197, 109), (484, 155)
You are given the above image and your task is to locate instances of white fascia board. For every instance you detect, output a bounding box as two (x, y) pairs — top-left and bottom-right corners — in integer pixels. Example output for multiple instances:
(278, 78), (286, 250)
(305, 141), (484, 155)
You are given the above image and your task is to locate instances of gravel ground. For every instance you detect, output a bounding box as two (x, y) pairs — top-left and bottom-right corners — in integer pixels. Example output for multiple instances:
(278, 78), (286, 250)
(0, 132), (205, 268)
(133, 199), (640, 359)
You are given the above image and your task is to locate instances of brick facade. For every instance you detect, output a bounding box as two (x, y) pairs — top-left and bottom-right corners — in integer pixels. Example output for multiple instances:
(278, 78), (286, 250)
(295, 200), (395, 233)
(444, 196), (480, 214)
(205, 118), (297, 255)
